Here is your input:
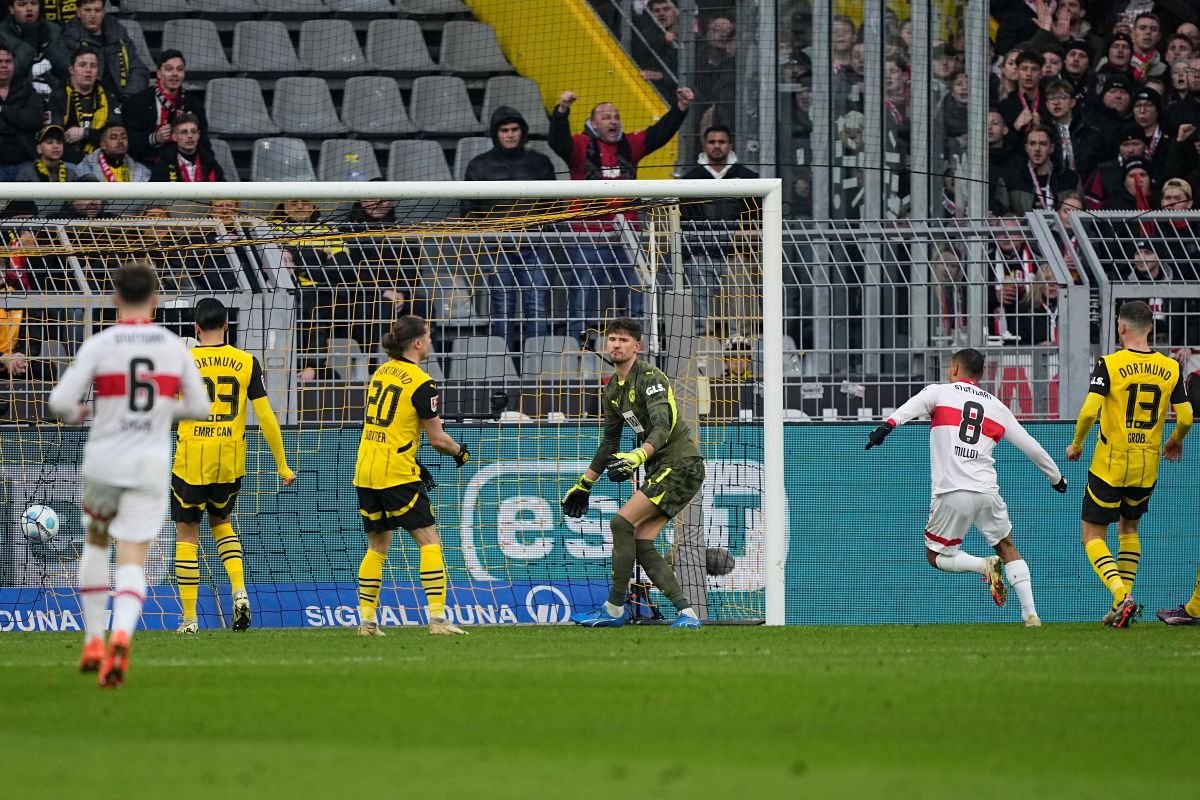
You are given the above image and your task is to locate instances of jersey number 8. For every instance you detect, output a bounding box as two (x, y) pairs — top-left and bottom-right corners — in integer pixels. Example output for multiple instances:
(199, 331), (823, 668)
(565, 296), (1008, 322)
(958, 401), (985, 445)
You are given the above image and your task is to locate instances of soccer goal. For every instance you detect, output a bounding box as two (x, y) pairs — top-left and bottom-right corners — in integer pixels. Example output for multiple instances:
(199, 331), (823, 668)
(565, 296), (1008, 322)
(0, 178), (785, 630)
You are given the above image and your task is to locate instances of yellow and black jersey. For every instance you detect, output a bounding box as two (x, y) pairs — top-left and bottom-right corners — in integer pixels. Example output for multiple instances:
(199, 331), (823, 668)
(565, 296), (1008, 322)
(1078, 349), (1189, 487)
(353, 357), (439, 490)
(173, 344), (268, 485)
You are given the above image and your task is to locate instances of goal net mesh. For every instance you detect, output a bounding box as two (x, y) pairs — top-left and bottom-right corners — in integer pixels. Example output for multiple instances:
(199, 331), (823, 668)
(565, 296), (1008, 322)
(0, 190), (767, 629)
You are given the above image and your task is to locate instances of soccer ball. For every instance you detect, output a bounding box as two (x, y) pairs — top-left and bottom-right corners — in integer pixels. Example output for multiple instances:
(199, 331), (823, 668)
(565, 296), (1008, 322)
(21, 504), (59, 544)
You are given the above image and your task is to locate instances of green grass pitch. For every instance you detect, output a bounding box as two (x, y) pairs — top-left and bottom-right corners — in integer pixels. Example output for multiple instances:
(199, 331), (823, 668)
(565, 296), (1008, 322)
(2, 625), (1198, 799)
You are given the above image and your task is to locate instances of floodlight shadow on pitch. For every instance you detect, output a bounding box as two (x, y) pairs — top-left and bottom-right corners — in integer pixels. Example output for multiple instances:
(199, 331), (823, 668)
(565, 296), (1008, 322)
(299, 19), (373, 73)
(162, 20), (233, 73)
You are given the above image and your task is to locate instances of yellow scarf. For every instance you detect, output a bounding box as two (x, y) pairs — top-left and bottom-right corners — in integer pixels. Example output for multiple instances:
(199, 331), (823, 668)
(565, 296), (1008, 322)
(66, 85), (109, 153)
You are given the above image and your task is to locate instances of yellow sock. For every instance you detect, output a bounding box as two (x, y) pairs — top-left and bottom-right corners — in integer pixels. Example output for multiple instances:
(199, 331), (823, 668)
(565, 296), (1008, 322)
(358, 549), (386, 624)
(1186, 563), (1200, 618)
(212, 523), (245, 594)
(419, 544), (447, 620)
(175, 541), (199, 619)
(1085, 539), (1127, 604)
(1115, 532), (1141, 609)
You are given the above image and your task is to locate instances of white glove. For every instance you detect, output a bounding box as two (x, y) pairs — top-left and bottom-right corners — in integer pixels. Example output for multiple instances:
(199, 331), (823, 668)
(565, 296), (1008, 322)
(31, 59), (51, 79)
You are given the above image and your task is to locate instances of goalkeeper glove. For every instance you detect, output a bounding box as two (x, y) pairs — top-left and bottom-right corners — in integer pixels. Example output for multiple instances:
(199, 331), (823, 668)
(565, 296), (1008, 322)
(606, 447), (649, 482)
(452, 445), (470, 467)
(561, 475), (594, 518)
(417, 460), (437, 492)
(1052, 477), (1068, 494)
(865, 421), (895, 450)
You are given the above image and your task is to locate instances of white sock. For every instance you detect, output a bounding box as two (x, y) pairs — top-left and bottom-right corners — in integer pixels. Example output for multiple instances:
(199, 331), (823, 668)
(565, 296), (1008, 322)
(77, 543), (110, 639)
(935, 551), (988, 574)
(1004, 558), (1037, 618)
(603, 601), (623, 617)
(111, 563), (147, 636)
(679, 608), (698, 618)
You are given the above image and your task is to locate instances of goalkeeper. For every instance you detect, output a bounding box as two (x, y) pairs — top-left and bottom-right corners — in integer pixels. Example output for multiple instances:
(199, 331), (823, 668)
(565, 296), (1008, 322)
(562, 317), (704, 628)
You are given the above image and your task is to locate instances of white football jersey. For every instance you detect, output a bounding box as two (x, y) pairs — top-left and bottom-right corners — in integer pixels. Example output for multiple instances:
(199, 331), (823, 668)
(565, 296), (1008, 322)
(49, 320), (211, 489)
(889, 380), (1061, 496)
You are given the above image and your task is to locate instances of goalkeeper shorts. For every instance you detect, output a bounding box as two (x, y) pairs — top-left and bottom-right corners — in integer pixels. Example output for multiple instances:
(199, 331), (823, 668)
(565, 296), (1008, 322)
(923, 490), (1012, 554)
(357, 482), (435, 534)
(171, 475), (242, 523)
(640, 458), (706, 520)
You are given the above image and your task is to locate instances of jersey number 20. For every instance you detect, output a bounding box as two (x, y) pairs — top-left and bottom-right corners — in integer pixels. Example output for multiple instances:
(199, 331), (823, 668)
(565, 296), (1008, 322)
(365, 380), (402, 427)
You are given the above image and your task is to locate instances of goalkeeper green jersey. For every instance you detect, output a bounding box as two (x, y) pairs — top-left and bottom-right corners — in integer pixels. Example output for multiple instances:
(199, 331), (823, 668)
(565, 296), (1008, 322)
(589, 359), (702, 474)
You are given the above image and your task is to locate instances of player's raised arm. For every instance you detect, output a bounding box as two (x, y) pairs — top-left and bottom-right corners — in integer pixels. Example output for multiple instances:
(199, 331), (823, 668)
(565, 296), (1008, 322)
(999, 408), (1068, 492)
(246, 356), (295, 485)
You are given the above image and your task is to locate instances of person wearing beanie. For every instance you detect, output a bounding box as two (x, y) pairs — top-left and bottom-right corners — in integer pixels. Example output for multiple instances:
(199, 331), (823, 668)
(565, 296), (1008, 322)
(1083, 123), (1148, 209)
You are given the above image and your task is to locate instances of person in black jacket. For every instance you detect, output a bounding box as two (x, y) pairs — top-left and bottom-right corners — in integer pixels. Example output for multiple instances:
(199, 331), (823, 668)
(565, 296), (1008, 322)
(48, 47), (112, 164)
(464, 106), (554, 351)
(0, 45), (43, 180)
(61, 0), (150, 103)
(149, 113), (224, 182)
(120, 49), (210, 165)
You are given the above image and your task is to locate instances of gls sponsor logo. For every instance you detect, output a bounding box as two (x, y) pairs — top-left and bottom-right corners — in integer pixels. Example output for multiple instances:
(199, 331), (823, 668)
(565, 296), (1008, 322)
(459, 460), (785, 591)
(646, 384), (664, 396)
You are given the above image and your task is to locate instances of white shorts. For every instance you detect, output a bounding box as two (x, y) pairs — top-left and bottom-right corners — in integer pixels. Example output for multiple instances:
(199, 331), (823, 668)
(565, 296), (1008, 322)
(82, 479), (168, 544)
(924, 490), (1012, 555)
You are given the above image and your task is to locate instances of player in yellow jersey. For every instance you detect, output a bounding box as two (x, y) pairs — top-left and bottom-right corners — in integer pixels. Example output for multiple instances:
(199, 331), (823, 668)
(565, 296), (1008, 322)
(353, 315), (470, 637)
(172, 299), (295, 634)
(1067, 301), (1193, 627)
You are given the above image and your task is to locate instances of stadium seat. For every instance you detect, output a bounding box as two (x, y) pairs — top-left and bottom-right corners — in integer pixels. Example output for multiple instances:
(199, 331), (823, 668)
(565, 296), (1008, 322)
(438, 21), (513, 73)
(386, 140), (451, 181)
(317, 140), (382, 183)
(161, 19), (233, 74)
(409, 76), (482, 134)
(422, 357), (446, 383)
(341, 76), (417, 135)
(121, 0), (192, 13)
(259, 0), (328, 12)
(250, 137), (316, 182)
(365, 19), (436, 73)
(329, 0), (394, 11)
(205, 78), (281, 136)
(192, 0), (263, 12)
(521, 336), (582, 380)
(271, 77), (349, 136)
(395, 0), (468, 14)
(209, 138), (241, 181)
(579, 350), (606, 382)
(232, 21), (303, 74)
(481, 76), (549, 138)
(451, 136), (491, 181)
(116, 19), (155, 74)
(526, 140), (570, 180)
(450, 336), (517, 381)
(299, 19), (372, 73)
(327, 338), (370, 385)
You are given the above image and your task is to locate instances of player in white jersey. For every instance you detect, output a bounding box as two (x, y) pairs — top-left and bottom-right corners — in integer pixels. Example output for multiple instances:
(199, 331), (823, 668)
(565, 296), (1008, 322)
(864, 348), (1067, 626)
(48, 264), (210, 688)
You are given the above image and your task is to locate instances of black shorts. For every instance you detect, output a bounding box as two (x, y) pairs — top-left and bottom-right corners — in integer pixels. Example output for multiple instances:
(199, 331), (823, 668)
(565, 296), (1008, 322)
(357, 482), (435, 534)
(171, 475), (241, 523)
(1082, 472), (1155, 525)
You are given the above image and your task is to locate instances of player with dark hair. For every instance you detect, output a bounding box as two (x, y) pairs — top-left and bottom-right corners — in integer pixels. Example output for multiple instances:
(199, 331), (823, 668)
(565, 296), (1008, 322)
(561, 317), (704, 628)
(49, 263), (210, 686)
(866, 348), (1067, 627)
(353, 316), (470, 636)
(1067, 301), (1192, 627)
(171, 298), (294, 634)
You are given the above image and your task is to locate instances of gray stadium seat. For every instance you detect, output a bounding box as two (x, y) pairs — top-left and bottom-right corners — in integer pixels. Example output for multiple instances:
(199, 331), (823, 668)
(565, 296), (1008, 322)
(481, 76), (549, 138)
(117, 19), (155, 73)
(122, 0), (192, 13)
(327, 338), (370, 385)
(341, 76), (417, 135)
(422, 357), (445, 383)
(521, 336), (582, 380)
(365, 19), (436, 72)
(451, 136), (491, 181)
(396, 0), (468, 14)
(251, 137), (316, 182)
(232, 21), (303, 74)
(409, 76), (482, 134)
(299, 19), (372, 73)
(318, 139), (382, 183)
(161, 19), (233, 73)
(451, 336), (517, 381)
(526, 140), (571, 180)
(271, 77), (348, 136)
(387, 140), (451, 182)
(205, 78), (281, 136)
(192, 0), (263, 12)
(329, 0), (393, 11)
(210, 138), (241, 181)
(579, 351), (606, 382)
(259, 0), (328, 11)
(438, 21), (513, 73)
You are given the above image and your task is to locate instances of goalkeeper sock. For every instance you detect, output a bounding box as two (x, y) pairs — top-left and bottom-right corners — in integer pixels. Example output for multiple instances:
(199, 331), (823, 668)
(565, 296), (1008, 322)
(419, 544), (448, 620)
(175, 541), (200, 620)
(1085, 539), (1127, 604)
(934, 551), (987, 574)
(607, 515), (637, 607)
(1115, 532), (1141, 609)
(1003, 559), (1037, 619)
(635, 539), (691, 610)
(213, 523), (245, 595)
(78, 542), (110, 640)
(112, 563), (147, 636)
(1186, 563), (1200, 618)
(357, 549), (386, 625)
